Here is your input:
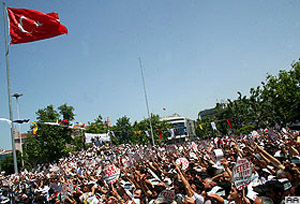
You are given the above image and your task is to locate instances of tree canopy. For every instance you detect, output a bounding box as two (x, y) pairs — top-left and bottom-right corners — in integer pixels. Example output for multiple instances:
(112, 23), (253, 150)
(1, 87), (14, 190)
(23, 104), (78, 167)
(196, 60), (300, 137)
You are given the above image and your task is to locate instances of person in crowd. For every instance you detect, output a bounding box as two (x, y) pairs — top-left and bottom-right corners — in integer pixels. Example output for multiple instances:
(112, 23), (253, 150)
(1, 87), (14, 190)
(0, 128), (299, 204)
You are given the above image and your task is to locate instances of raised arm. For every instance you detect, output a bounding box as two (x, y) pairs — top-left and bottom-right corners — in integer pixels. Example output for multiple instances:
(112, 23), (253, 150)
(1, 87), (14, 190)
(175, 164), (194, 197)
(255, 144), (285, 170)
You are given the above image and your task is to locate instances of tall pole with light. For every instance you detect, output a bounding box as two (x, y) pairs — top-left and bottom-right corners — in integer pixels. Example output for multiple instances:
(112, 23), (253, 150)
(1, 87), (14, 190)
(12, 93), (24, 167)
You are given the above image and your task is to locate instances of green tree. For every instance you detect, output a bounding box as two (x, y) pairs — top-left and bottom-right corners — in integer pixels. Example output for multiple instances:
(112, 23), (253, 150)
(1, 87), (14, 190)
(110, 114), (171, 145)
(0, 151), (22, 175)
(36, 105), (59, 122)
(58, 103), (75, 121)
(113, 116), (132, 144)
(195, 116), (214, 139)
(198, 59), (300, 133)
(85, 115), (107, 134)
(260, 61), (300, 126)
(24, 104), (77, 166)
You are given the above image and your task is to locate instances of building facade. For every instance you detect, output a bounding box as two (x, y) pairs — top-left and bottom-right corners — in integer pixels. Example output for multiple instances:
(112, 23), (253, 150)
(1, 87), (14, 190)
(14, 128), (28, 152)
(161, 113), (196, 141)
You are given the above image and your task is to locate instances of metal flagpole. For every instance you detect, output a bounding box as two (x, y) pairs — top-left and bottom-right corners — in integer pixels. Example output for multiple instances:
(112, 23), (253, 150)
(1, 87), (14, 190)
(13, 93), (24, 167)
(139, 58), (155, 146)
(3, 2), (18, 174)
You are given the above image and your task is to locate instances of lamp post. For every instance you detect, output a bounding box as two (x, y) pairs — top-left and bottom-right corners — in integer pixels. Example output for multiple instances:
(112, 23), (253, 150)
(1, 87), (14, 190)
(12, 93), (24, 167)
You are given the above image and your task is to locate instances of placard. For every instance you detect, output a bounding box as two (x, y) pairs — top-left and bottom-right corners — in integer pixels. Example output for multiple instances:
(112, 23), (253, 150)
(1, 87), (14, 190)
(61, 180), (73, 201)
(232, 158), (252, 190)
(103, 164), (120, 184)
(175, 158), (189, 170)
(158, 190), (175, 202)
(189, 152), (197, 160)
(122, 158), (133, 169)
(211, 149), (224, 162)
(191, 142), (198, 152)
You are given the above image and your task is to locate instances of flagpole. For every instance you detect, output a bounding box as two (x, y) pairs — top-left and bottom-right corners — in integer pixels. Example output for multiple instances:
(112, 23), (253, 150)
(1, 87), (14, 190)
(139, 58), (155, 146)
(3, 2), (18, 174)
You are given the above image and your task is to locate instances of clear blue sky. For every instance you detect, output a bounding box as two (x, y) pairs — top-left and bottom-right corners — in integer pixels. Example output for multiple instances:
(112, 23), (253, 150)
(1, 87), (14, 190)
(0, 0), (299, 150)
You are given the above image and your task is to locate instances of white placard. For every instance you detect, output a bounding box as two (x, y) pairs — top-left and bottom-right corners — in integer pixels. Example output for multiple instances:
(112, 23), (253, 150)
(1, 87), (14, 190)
(103, 164), (120, 184)
(191, 142), (198, 152)
(122, 159), (133, 169)
(232, 158), (252, 190)
(158, 190), (176, 202)
(176, 158), (189, 170)
(211, 149), (224, 162)
(189, 152), (197, 160)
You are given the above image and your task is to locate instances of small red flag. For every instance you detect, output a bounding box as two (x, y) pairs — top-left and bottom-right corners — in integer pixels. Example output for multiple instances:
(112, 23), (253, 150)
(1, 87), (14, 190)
(226, 118), (232, 129)
(59, 120), (69, 125)
(157, 130), (163, 139)
(7, 7), (68, 44)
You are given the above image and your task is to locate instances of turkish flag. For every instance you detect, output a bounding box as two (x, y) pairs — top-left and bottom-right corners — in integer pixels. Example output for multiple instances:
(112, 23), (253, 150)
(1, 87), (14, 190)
(7, 7), (68, 44)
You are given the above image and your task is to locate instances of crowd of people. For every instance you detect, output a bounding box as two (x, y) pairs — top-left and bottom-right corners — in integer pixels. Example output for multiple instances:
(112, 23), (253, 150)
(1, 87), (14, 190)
(0, 128), (299, 204)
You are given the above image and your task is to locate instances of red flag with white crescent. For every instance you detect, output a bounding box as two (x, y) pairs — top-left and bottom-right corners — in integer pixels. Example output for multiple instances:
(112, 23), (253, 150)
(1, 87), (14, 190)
(6, 7), (68, 44)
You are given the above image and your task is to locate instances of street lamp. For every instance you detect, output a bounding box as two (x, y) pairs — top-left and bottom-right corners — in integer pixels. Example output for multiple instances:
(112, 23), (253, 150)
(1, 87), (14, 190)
(12, 93), (24, 167)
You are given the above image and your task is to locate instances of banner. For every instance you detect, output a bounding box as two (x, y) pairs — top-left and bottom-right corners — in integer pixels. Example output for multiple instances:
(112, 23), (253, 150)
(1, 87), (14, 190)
(211, 122), (217, 130)
(158, 130), (163, 139)
(0, 118), (12, 125)
(133, 131), (141, 134)
(226, 119), (232, 129)
(30, 121), (38, 134)
(85, 133), (110, 143)
(169, 128), (175, 138)
(199, 124), (203, 130)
